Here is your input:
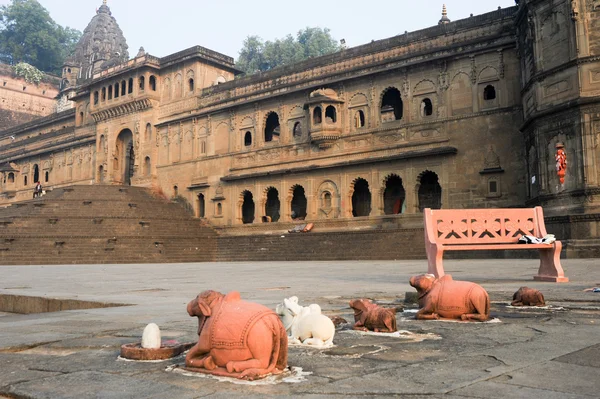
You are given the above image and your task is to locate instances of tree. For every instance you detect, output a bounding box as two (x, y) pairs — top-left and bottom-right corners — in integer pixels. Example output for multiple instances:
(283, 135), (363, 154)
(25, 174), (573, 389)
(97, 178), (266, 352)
(0, 0), (81, 75)
(237, 27), (340, 75)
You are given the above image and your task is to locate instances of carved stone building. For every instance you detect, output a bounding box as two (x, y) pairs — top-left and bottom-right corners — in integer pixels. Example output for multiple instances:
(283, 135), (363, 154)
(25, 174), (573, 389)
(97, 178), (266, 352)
(0, 0), (599, 251)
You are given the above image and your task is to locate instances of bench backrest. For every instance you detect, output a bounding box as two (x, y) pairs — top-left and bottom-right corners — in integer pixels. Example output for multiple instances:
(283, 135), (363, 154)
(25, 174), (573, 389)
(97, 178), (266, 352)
(424, 207), (548, 245)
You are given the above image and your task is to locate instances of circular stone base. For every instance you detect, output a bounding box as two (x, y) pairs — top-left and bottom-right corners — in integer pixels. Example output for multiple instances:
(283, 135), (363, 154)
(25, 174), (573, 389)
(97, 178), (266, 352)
(120, 342), (193, 361)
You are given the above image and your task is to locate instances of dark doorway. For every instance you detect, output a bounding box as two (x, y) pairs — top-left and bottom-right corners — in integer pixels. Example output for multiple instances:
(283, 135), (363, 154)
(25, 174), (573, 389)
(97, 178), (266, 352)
(291, 185), (307, 220)
(352, 178), (371, 217)
(418, 171), (442, 211)
(265, 187), (280, 222)
(198, 193), (205, 218)
(384, 174), (406, 214)
(381, 87), (403, 121)
(242, 191), (255, 224)
(33, 164), (39, 183)
(264, 113), (280, 142)
(116, 129), (134, 185)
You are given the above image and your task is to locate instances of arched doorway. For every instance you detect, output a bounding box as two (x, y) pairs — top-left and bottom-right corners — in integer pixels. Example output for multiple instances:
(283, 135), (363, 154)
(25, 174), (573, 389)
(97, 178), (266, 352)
(33, 164), (39, 183)
(197, 193), (205, 218)
(116, 129), (134, 185)
(291, 185), (307, 220)
(352, 178), (371, 217)
(265, 187), (280, 222)
(241, 191), (255, 224)
(418, 171), (442, 211)
(383, 174), (406, 214)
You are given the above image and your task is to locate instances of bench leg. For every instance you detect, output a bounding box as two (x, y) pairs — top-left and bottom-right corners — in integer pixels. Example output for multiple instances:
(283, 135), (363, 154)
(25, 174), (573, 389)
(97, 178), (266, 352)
(426, 245), (445, 278)
(535, 241), (569, 283)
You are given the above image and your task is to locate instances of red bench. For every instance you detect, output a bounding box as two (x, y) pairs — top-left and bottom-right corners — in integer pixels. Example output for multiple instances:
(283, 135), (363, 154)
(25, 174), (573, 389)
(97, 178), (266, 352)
(423, 207), (568, 282)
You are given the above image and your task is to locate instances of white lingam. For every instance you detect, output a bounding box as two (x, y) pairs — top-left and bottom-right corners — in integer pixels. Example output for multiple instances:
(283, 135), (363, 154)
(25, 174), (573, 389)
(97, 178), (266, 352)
(141, 323), (161, 349)
(276, 296), (335, 347)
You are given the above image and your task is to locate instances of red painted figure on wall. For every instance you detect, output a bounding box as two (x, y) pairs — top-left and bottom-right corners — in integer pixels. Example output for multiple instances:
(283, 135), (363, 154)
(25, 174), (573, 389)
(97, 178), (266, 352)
(555, 143), (567, 184)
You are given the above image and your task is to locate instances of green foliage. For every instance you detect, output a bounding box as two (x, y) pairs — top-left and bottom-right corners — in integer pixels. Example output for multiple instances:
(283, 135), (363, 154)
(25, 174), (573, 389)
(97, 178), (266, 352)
(12, 62), (44, 84)
(237, 27), (340, 75)
(0, 0), (82, 74)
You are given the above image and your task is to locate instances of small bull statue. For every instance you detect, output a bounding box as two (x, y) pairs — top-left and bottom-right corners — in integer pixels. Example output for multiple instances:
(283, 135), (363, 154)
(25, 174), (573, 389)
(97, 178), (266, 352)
(511, 287), (546, 307)
(349, 299), (397, 332)
(186, 290), (288, 380)
(409, 274), (490, 322)
(276, 296), (335, 347)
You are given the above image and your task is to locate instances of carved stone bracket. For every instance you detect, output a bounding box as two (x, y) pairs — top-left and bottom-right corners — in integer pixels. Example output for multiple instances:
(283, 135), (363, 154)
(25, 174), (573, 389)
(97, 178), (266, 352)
(91, 99), (153, 123)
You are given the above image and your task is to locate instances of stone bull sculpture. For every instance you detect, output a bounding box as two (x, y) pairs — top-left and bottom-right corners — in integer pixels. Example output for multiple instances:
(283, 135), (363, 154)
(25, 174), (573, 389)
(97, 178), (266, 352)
(511, 287), (546, 306)
(349, 299), (397, 332)
(185, 290), (288, 380)
(276, 296), (335, 347)
(409, 274), (490, 322)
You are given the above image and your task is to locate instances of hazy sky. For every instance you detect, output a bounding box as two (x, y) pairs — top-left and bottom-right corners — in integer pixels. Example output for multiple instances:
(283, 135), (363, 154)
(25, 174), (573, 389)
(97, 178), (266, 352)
(0, 0), (517, 60)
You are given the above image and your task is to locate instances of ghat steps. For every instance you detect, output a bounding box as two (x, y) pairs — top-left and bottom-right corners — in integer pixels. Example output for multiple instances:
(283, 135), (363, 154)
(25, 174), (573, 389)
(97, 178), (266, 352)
(0, 185), (218, 265)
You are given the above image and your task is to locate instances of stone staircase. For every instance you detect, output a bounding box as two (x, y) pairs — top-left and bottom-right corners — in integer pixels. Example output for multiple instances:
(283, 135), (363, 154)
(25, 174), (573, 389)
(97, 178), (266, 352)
(0, 185), (218, 265)
(216, 228), (426, 262)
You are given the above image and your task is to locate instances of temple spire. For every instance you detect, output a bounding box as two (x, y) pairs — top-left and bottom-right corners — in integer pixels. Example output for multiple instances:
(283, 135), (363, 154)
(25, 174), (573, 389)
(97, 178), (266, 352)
(439, 4), (451, 25)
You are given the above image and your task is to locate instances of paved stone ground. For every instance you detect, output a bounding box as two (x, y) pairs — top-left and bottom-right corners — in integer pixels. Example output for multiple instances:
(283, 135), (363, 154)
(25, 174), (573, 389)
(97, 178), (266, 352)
(0, 259), (599, 398)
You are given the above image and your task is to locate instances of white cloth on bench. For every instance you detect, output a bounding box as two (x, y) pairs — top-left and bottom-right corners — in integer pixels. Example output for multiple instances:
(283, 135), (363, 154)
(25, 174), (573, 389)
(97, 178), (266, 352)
(518, 234), (556, 244)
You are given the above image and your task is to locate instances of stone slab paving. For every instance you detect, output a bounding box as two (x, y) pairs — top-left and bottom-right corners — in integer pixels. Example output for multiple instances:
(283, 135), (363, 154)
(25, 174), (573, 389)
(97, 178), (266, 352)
(0, 259), (598, 398)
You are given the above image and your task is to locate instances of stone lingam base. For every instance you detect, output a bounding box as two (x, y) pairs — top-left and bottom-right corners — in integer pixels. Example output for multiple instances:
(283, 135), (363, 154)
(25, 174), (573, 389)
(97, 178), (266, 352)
(120, 341), (194, 361)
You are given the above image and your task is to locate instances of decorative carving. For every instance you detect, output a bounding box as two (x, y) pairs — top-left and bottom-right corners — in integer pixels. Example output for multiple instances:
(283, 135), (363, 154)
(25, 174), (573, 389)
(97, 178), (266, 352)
(484, 146), (501, 169)
(410, 274), (490, 321)
(275, 296), (335, 347)
(497, 50), (505, 79)
(555, 143), (567, 184)
(470, 56), (477, 84)
(185, 291), (288, 380)
(91, 99), (153, 122)
(511, 287), (546, 306)
(378, 133), (405, 144)
(571, 0), (579, 20)
(349, 299), (397, 332)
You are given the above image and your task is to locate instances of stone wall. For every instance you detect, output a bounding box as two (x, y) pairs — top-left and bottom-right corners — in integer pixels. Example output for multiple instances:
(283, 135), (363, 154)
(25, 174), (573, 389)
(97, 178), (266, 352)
(0, 64), (60, 130)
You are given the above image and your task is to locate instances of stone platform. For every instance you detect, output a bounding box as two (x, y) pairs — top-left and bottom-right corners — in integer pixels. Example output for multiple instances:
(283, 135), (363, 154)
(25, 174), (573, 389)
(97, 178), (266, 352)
(0, 259), (599, 398)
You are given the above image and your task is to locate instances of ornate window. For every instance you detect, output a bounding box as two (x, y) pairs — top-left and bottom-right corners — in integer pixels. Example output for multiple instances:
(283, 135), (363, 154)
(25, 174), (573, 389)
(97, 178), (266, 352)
(293, 122), (302, 138)
(381, 87), (403, 122)
(244, 131), (252, 147)
(421, 98), (433, 117)
(484, 85), (496, 101)
(149, 76), (157, 91)
(313, 107), (322, 124)
(139, 76), (145, 91)
(325, 106), (337, 123)
(264, 112), (280, 142)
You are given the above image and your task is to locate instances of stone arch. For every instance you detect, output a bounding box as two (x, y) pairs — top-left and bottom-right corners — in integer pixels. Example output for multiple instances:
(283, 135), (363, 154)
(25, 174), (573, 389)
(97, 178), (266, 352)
(144, 156), (151, 176)
(33, 164), (40, 183)
(413, 79), (436, 95)
(240, 116), (254, 129)
(381, 173), (406, 215)
(349, 93), (368, 107)
(263, 186), (281, 222)
(116, 129), (135, 185)
(379, 87), (403, 122)
(478, 66), (499, 82)
(183, 130), (193, 160)
(288, 106), (304, 118)
(171, 131), (181, 162)
(174, 73), (183, 98)
(186, 70), (195, 93)
(264, 112), (280, 142)
(317, 180), (339, 219)
(450, 72), (473, 115)
(416, 170), (442, 211)
(289, 184), (308, 220)
(145, 123), (152, 142)
(162, 77), (171, 101)
(240, 190), (255, 224)
(350, 177), (372, 217)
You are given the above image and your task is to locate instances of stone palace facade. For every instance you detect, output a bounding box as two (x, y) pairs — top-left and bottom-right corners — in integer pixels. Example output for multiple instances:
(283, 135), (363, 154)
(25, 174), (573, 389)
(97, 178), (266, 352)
(0, 0), (599, 242)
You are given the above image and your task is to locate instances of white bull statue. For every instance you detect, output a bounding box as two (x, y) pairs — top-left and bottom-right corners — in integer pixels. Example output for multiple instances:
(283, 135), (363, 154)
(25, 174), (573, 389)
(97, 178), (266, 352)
(275, 296), (335, 347)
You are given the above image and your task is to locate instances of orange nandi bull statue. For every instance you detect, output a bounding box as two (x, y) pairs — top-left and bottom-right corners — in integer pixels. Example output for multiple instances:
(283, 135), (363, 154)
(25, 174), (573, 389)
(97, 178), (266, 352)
(409, 274), (490, 322)
(185, 290), (288, 380)
(349, 299), (397, 332)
